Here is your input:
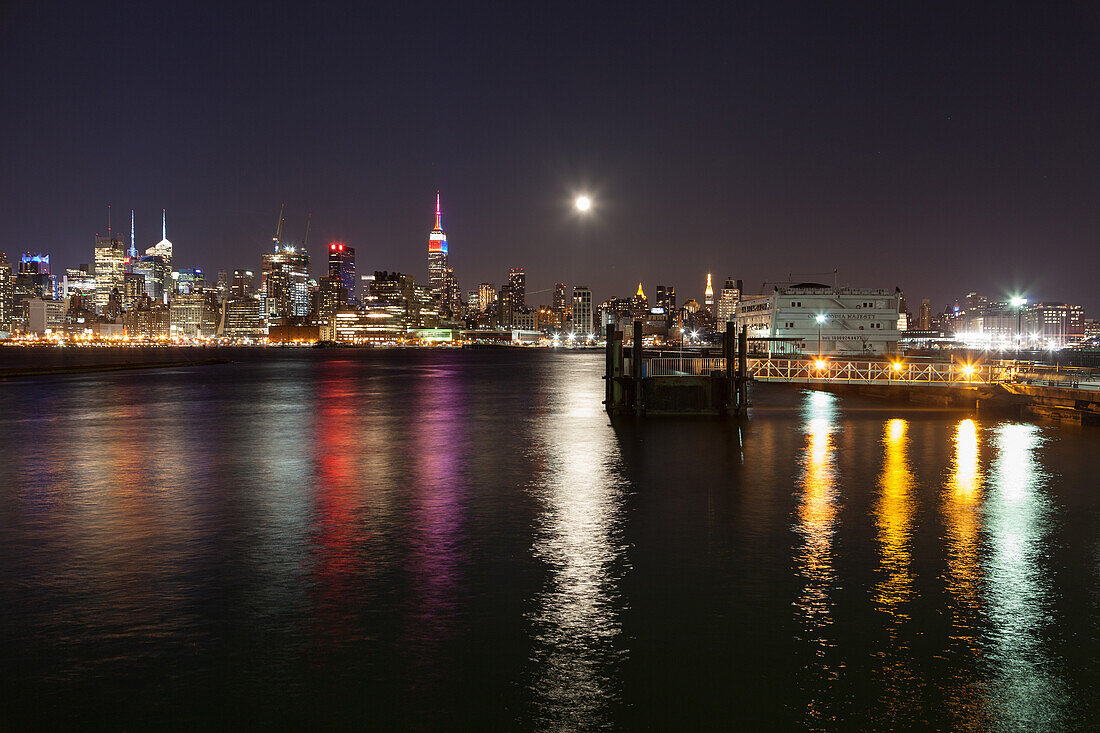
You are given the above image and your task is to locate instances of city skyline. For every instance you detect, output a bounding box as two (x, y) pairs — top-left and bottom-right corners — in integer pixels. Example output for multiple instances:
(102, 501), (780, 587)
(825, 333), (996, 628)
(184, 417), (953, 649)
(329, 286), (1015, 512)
(2, 3), (1097, 313)
(2, 195), (1090, 316)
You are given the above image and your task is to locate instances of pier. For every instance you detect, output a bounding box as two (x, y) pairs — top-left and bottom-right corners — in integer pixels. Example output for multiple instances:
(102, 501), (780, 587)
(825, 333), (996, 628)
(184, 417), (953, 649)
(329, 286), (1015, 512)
(605, 320), (1100, 424)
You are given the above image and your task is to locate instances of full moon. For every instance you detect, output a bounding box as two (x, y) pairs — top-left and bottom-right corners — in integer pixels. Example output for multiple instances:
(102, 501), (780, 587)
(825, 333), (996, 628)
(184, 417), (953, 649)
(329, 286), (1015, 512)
(575, 195), (591, 211)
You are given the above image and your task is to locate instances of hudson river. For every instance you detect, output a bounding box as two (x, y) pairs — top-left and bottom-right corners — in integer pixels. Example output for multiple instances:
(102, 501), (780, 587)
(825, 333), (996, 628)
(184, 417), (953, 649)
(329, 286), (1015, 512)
(1, 349), (1096, 729)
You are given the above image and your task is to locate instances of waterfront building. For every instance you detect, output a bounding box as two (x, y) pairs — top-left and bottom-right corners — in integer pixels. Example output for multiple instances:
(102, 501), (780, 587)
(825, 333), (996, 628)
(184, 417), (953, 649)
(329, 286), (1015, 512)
(221, 297), (265, 338)
(145, 210), (173, 268)
(27, 298), (67, 334)
(1024, 302), (1085, 348)
(716, 277), (742, 331)
(94, 235), (127, 314)
(123, 295), (171, 339)
(1084, 318), (1100, 340)
(512, 310), (538, 331)
(553, 282), (568, 310)
(170, 291), (218, 338)
(571, 285), (593, 337)
(328, 243), (356, 303)
(427, 193), (450, 303)
(734, 283), (902, 355)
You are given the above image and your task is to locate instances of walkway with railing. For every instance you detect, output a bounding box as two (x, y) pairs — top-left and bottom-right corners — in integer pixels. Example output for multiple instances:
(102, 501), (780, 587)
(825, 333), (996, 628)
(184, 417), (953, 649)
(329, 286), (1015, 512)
(630, 356), (1100, 390)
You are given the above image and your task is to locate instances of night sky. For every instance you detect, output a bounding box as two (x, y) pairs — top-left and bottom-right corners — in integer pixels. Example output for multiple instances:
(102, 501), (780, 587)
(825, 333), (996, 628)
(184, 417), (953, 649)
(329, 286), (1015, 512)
(2, 1), (1098, 312)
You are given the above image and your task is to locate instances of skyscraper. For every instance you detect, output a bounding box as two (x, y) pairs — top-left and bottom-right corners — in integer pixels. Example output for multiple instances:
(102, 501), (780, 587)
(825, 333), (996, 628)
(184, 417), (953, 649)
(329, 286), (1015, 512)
(145, 209), (173, 269)
(717, 277), (742, 331)
(427, 192), (449, 303)
(94, 234), (126, 313)
(260, 216), (311, 318)
(553, 282), (567, 312)
(508, 268), (526, 310)
(571, 285), (593, 337)
(328, 242), (356, 302)
(132, 255), (169, 302)
(0, 253), (13, 330)
(477, 283), (496, 313)
(231, 270), (255, 299)
(704, 273), (714, 310)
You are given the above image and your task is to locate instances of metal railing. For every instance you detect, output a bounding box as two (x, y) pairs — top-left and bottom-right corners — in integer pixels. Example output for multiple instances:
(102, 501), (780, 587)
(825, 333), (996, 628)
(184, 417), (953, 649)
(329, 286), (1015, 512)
(623, 356), (1100, 390)
(642, 357), (728, 377)
(750, 359), (997, 385)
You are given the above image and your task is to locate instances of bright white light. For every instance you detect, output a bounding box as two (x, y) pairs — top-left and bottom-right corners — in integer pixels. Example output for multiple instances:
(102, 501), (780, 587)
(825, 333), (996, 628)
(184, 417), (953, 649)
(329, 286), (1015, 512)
(575, 196), (591, 211)
(586, 333), (594, 340)
(1010, 297), (1027, 307)
(816, 314), (826, 324)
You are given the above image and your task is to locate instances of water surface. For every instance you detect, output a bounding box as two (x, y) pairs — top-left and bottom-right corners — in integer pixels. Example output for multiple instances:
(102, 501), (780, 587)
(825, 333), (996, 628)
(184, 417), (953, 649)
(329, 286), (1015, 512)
(0, 349), (1096, 729)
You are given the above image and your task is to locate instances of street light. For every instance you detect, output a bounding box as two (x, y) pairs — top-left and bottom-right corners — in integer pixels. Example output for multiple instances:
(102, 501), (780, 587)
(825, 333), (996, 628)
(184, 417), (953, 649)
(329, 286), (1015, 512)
(816, 314), (826, 360)
(1011, 297), (1027, 353)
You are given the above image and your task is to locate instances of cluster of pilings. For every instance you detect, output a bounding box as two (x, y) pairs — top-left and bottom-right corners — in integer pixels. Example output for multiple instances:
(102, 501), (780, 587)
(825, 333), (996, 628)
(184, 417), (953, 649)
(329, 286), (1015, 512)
(604, 321), (750, 417)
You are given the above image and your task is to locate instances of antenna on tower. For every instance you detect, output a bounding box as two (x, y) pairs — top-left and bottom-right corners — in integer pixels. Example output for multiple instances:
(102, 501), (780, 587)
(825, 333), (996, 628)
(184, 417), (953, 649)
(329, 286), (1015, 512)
(303, 212), (312, 250)
(107, 204), (112, 239)
(130, 210), (137, 258)
(272, 203), (286, 251)
(162, 209), (167, 240)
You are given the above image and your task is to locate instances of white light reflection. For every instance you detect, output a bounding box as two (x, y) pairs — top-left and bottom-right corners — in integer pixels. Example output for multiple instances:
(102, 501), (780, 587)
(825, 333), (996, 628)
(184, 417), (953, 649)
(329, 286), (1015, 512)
(527, 362), (627, 728)
(793, 389), (841, 726)
(985, 423), (1067, 729)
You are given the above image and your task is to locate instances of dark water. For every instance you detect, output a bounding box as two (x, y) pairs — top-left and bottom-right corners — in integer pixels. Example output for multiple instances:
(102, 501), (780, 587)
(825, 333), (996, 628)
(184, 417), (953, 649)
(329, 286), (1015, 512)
(0, 349), (1096, 730)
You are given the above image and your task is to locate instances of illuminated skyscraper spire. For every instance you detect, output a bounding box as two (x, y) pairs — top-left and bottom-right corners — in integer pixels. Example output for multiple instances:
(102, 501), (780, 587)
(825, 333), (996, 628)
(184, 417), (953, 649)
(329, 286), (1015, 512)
(428, 192), (450, 303)
(705, 273), (714, 308)
(637, 282), (645, 298)
(129, 210), (137, 258)
(162, 209), (167, 240)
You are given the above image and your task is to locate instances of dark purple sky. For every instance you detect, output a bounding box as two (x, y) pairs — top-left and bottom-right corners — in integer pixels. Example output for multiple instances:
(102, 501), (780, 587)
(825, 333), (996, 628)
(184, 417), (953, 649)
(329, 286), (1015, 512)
(2, 1), (1098, 312)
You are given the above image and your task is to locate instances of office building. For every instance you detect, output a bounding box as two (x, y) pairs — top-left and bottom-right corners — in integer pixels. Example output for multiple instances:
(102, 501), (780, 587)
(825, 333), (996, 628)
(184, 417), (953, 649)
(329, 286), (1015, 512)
(0, 254), (13, 330)
(94, 235), (127, 314)
(717, 277), (742, 331)
(231, 270), (254, 299)
(508, 268), (526, 310)
(571, 285), (593, 337)
(328, 242), (356, 303)
(145, 210), (173, 268)
(260, 247), (310, 317)
(132, 255), (169, 302)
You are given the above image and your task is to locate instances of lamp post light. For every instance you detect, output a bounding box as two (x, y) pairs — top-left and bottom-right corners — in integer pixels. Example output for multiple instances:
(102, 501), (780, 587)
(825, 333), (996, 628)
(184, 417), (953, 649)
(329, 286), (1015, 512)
(1010, 297), (1027, 354)
(816, 314), (826, 360)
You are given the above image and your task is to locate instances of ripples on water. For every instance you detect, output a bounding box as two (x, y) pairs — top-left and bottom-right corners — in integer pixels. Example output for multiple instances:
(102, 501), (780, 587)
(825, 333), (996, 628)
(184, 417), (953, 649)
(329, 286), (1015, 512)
(0, 349), (1096, 730)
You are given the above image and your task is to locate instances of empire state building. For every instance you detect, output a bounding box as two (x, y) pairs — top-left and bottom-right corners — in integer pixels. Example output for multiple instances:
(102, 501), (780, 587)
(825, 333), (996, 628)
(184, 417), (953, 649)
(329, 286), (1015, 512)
(427, 192), (454, 304)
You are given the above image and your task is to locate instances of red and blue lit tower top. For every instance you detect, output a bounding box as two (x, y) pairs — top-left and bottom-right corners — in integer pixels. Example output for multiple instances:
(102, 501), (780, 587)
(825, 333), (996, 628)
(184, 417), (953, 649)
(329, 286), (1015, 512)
(428, 192), (447, 254)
